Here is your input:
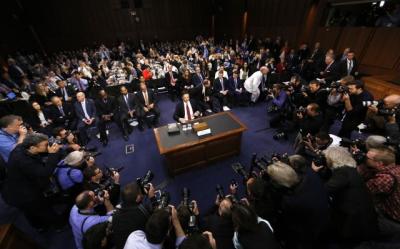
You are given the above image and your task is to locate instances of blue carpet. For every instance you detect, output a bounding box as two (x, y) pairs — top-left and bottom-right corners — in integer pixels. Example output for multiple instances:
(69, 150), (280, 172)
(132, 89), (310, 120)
(1, 95), (297, 249)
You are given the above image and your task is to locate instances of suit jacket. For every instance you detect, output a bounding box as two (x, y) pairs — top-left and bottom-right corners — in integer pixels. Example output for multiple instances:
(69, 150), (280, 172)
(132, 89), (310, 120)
(46, 103), (74, 126)
(135, 90), (156, 108)
(192, 73), (205, 86)
(55, 86), (76, 101)
(117, 94), (136, 114)
(74, 99), (96, 121)
(339, 59), (359, 77)
(325, 167), (378, 240)
(173, 100), (199, 122)
(320, 61), (341, 83)
(8, 65), (24, 83)
(227, 77), (243, 92)
(164, 71), (179, 85)
(95, 96), (117, 117)
(191, 84), (215, 102)
(213, 77), (229, 93)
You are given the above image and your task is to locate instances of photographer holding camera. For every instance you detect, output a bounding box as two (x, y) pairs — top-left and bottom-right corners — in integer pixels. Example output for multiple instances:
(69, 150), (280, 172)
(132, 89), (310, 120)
(112, 181), (156, 249)
(1, 133), (64, 231)
(358, 147), (400, 239)
(83, 166), (121, 212)
(312, 146), (378, 243)
(322, 76), (354, 132)
(338, 80), (374, 138)
(302, 80), (328, 111)
(203, 192), (235, 249)
(266, 160), (330, 249)
(70, 190), (115, 249)
(124, 205), (186, 249)
(53, 127), (82, 153)
(0, 115), (28, 162)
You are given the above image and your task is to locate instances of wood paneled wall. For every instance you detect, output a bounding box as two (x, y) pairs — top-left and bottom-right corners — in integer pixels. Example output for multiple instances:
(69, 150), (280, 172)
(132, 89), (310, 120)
(1, 0), (212, 53)
(313, 27), (400, 77)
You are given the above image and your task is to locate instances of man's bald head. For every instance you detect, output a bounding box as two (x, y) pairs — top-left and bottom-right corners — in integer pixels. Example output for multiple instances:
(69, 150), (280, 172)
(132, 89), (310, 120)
(260, 66), (269, 75)
(76, 190), (94, 210)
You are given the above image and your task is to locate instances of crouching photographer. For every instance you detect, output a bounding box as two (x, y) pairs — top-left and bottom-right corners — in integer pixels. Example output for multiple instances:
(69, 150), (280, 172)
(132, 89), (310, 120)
(357, 147), (400, 240)
(112, 179), (157, 249)
(311, 146), (379, 244)
(83, 165), (121, 214)
(364, 94), (400, 140)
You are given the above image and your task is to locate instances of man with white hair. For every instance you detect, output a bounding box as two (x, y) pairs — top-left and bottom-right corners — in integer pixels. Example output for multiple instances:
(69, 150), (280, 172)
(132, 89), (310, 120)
(244, 66), (269, 104)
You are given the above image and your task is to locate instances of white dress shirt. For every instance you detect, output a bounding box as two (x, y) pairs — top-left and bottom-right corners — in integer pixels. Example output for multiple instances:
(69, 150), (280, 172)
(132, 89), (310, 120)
(184, 101), (194, 121)
(81, 100), (90, 120)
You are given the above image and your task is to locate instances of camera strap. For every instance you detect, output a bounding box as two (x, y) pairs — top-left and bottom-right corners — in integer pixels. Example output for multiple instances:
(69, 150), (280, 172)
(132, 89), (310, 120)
(80, 217), (90, 234)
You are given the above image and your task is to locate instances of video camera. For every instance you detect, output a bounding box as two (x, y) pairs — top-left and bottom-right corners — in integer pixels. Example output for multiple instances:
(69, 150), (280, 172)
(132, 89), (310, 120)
(136, 170), (154, 194)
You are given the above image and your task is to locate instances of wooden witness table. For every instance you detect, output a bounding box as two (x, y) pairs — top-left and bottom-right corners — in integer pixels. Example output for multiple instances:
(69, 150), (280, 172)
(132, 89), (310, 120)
(153, 112), (247, 175)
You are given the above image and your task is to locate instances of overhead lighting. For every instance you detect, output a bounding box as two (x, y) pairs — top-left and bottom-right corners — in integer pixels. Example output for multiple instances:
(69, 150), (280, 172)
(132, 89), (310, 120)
(379, 1), (385, 7)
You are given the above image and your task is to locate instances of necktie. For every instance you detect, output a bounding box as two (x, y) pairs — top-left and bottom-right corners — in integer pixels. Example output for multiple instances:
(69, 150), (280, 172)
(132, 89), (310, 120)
(234, 79), (237, 89)
(144, 92), (149, 106)
(199, 74), (203, 83)
(220, 79), (224, 91)
(185, 103), (192, 120)
(77, 79), (84, 91)
(59, 106), (65, 116)
(124, 95), (130, 111)
(348, 60), (353, 75)
(63, 88), (68, 100)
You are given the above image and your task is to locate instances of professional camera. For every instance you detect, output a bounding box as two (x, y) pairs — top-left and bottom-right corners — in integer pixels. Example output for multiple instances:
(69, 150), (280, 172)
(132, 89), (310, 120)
(310, 151), (327, 167)
(182, 187), (195, 211)
(362, 100), (381, 107)
(93, 181), (114, 199)
(329, 82), (349, 94)
(300, 85), (309, 93)
(260, 152), (289, 166)
(48, 136), (62, 146)
(296, 106), (306, 115)
(273, 131), (288, 140)
(378, 106), (400, 117)
(216, 184), (225, 199)
(340, 138), (367, 164)
(155, 191), (171, 210)
(231, 163), (250, 181)
(104, 166), (125, 178)
(136, 170), (154, 194)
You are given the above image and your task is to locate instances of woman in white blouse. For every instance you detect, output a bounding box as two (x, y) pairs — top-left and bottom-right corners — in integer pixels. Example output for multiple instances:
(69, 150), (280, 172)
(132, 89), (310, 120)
(29, 101), (53, 135)
(240, 62), (249, 81)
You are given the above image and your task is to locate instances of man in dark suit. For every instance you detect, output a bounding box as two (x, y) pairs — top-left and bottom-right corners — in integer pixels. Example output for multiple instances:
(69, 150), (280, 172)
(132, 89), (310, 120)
(339, 51), (359, 78)
(213, 70), (231, 111)
(164, 65), (180, 101)
(48, 96), (76, 130)
(135, 82), (160, 130)
(191, 79), (220, 114)
(74, 92), (106, 145)
(55, 80), (75, 102)
(192, 66), (205, 87)
(173, 91), (201, 123)
(319, 54), (341, 84)
(228, 70), (247, 106)
(116, 86), (137, 140)
(7, 58), (25, 84)
(95, 89), (116, 146)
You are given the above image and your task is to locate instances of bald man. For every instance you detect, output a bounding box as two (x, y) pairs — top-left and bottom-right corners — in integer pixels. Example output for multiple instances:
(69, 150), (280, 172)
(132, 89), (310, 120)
(244, 66), (269, 104)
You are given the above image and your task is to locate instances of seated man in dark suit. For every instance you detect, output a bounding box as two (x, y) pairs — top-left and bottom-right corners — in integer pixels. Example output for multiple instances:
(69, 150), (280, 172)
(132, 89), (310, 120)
(55, 80), (75, 102)
(228, 70), (248, 106)
(213, 70), (231, 111)
(164, 65), (180, 101)
(95, 89), (116, 146)
(135, 82), (160, 130)
(318, 54), (340, 84)
(48, 96), (76, 130)
(191, 79), (220, 114)
(192, 66), (205, 87)
(116, 86), (137, 140)
(339, 50), (359, 78)
(173, 90), (201, 123)
(74, 92), (106, 145)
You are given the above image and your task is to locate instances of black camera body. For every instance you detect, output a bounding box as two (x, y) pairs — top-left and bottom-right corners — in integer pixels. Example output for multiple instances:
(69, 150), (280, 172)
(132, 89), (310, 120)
(216, 184), (225, 199)
(296, 106), (306, 115)
(231, 163), (250, 181)
(136, 170), (154, 194)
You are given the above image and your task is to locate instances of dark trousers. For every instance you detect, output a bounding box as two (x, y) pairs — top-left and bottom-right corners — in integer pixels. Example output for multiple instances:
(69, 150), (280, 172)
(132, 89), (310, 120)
(338, 116), (362, 139)
(77, 119), (106, 145)
(197, 97), (221, 114)
(137, 106), (160, 128)
(119, 113), (134, 136)
(167, 83), (180, 101)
